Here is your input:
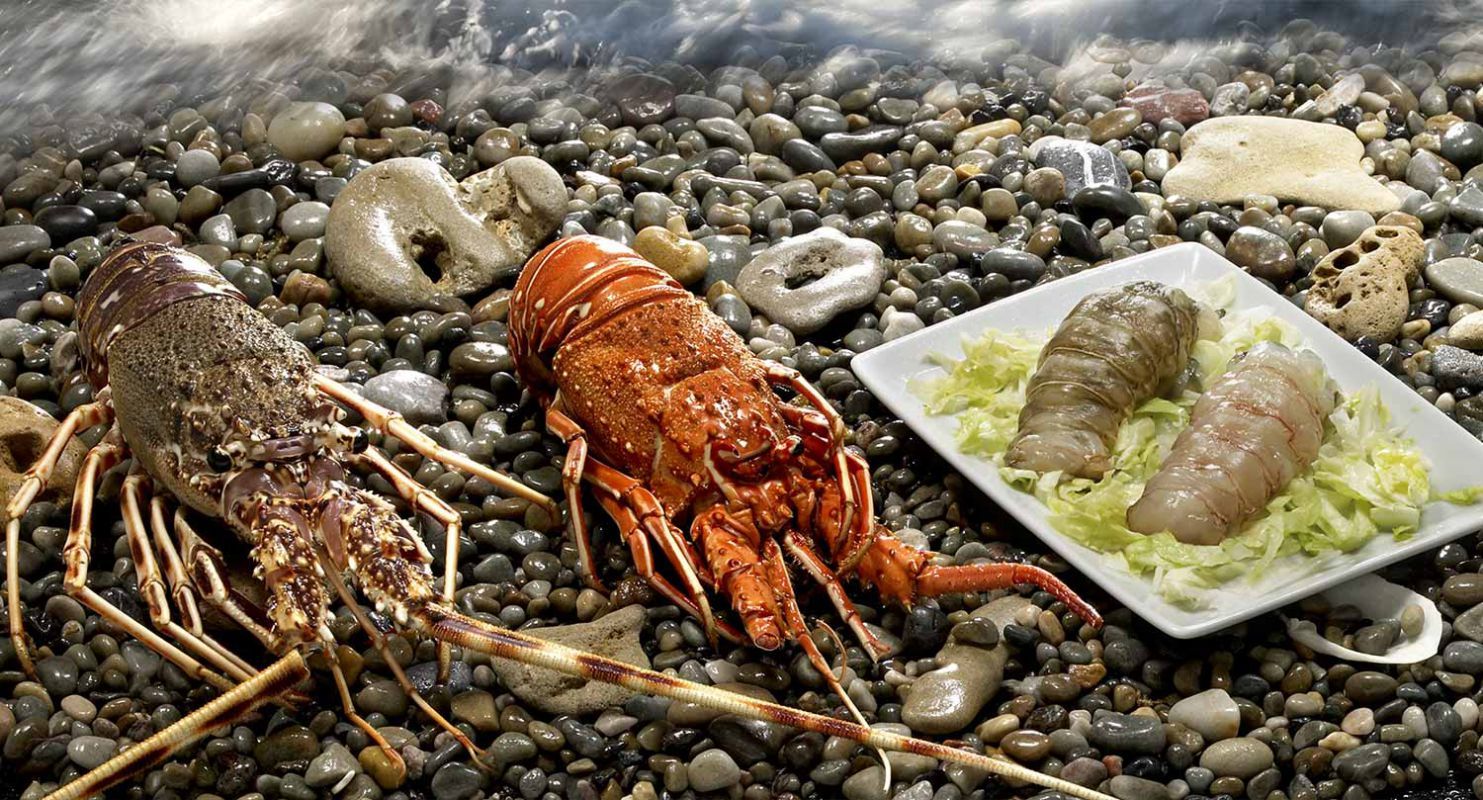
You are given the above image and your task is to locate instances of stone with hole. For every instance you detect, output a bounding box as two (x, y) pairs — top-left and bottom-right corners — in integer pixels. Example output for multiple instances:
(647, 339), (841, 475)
(325, 157), (565, 312)
(735, 227), (888, 334)
(1304, 225), (1423, 341)
(0, 396), (86, 511)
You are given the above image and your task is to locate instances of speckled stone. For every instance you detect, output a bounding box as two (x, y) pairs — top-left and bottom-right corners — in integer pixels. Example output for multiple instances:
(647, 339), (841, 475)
(735, 227), (887, 334)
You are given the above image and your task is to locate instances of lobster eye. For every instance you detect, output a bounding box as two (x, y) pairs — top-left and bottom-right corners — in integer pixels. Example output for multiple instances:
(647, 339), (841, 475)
(206, 447), (232, 473)
(351, 429), (369, 453)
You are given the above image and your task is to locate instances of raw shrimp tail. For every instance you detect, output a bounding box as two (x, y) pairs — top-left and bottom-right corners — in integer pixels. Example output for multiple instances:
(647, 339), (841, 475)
(1126, 341), (1337, 545)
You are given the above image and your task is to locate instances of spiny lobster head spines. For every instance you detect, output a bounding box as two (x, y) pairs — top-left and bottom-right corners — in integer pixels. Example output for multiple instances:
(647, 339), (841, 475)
(510, 235), (689, 401)
(78, 241), (247, 389)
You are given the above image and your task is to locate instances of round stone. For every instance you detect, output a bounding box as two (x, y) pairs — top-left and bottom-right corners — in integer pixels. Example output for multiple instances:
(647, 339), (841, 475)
(687, 748), (741, 792)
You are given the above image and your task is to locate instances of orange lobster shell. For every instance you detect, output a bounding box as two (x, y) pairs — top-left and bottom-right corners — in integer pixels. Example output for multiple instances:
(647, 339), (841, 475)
(509, 235), (1101, 663)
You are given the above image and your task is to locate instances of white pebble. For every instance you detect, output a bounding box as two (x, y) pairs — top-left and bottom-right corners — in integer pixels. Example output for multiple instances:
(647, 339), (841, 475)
(1457, 697), (1479, 731)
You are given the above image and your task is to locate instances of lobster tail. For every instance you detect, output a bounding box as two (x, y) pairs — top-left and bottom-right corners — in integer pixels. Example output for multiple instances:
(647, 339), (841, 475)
(508, 236), (691, 395)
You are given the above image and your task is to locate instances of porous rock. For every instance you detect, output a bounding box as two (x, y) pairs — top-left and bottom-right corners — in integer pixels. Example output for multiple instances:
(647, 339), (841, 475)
(490, 605), (650, 715)
(325, 157), (564, 312)
(735, 227), (887, 334)
(0, 395), (86, 510)
(1162, 117), (1400, 214)
(1304, 225), (1423, 341)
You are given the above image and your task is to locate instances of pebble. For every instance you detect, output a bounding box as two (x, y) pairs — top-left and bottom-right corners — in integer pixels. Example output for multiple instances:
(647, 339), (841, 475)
(688, 748), (741, 792)
(306, 743), (361, 789)
(66, 735), (116, 770)
(174, 149), (221, 187)
(0, 225), (49, 264)
(1029, 136), (1131, 194)
(1168, 689), (1240, 742)
(1088, 712), (1167, 756)
(633, 227), (707, 286)
(1427, 257), (1483, 306)
(280, 201), (330, 241)
(1200, 738), (1275, 780)
(1225, 226), (1296, 280)
(360, 370), (449, 425)
(268, 101), (348, 162)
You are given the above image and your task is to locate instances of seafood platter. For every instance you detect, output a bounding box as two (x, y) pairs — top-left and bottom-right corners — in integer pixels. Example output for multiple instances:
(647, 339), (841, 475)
(856, 242), (1483, 638)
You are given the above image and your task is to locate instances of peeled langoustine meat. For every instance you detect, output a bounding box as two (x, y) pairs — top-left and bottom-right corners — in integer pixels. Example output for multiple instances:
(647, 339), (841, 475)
(1126, 341), (1337, 545)
(1006, 281), (1207, 479)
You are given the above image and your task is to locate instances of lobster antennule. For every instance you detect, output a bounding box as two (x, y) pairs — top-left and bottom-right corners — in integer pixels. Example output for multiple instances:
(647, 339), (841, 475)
(406, 601), (1115, 800)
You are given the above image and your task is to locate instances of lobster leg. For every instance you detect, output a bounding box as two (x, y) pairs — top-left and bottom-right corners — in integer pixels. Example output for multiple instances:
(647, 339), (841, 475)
(856, 528), (1103, 628)
(692, 507), (786, 651)
(582, 459), (718, 643)
(5, 393), (113, 675)
(312, 373), (557, 513)
(122, 466), (256, 682)
(782, 529), (893, 661)
(544, 399), (603, 592)
(326, 645), (408, 785)
(60, 427), (236, 693)
(592, 493), (744, 644)
(173, 508), (275, 647)
(764, 364), (873, 572)
(146, 497), (258, 678)
(358, 448), (466, 683)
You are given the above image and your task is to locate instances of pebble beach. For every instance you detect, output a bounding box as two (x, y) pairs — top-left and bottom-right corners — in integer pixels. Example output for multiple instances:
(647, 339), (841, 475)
(11, 3), (1483, 800)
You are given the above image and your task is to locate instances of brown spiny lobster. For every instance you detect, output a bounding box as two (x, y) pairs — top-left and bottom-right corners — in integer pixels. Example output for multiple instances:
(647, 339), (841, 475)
(5, 241), (1111, 800)
(508, 235), (1101, 691)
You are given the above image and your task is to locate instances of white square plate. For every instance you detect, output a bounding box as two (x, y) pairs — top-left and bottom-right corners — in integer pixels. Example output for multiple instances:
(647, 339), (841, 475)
(853, 242), (1483, 638)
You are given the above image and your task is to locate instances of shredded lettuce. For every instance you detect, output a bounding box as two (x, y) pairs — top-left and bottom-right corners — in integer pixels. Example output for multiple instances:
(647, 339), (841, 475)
(915, 288), (1473, 609)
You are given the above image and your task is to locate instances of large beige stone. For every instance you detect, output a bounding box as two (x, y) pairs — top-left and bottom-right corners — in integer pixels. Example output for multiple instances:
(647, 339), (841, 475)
(1162, 117), (1400, 214)
(1304, 225), (1423, 341)
(0, 395), (86, 512)
(900, 595), (1030, 734)
(325, 157), (565, 312)
(490, 605), (650, 715)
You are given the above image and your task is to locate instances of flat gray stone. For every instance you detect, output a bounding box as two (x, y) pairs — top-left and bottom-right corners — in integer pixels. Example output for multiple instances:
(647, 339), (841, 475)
(900, 595), (1028, 734)
(1427, 257), (1483, 305)
(326, 156), (565, 311)
(0, 225), (49, 264)
(361, 370), (449, 425)
(736, 228), (887, 334)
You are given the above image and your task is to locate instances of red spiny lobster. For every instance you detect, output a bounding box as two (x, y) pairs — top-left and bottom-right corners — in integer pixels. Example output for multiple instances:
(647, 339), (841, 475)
(508, 235), (1102, 681)
(5, 241), (1111, 800)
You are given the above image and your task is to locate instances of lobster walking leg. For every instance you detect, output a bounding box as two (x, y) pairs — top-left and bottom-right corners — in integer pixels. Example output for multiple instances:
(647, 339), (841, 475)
(59, 427), (235, 693)
(545, 402), (603, 591)
(312, 374), (557, 513)
(782, 530), (892, 661)
(592, 493), (745, 643)
(5, 394), (113, 675)
(764, 365), (875, 572)
(146, 497), (257, 678)
(358, 448), (467, 682)
(326, 645), (408, 784)
(122, 466), (256, 682)
(582, 459), (718, 639)
(173, 509), (275, 646)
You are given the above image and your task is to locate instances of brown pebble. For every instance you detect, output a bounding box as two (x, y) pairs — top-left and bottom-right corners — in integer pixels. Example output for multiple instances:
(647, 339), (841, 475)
(1001, 730), (1052, 762)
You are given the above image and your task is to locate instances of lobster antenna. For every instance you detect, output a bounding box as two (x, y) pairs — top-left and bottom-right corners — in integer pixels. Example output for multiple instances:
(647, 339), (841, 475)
(42, 651), (309, 800)
(813, 619), (892, 792)
(414, 603), (1117, 800)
